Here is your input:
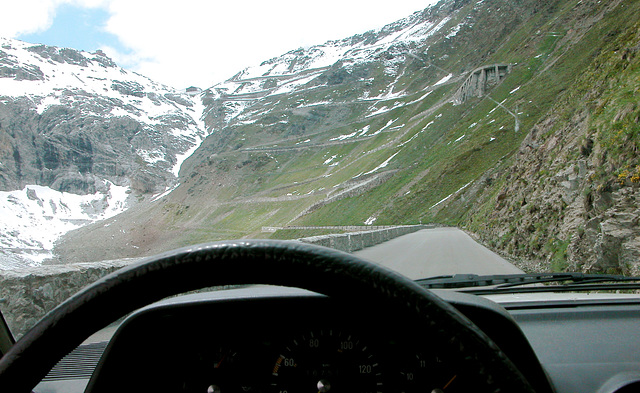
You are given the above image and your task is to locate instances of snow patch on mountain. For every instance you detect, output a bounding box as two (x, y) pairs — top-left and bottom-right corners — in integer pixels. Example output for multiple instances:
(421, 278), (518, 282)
(430, 181), (473, 210)
(0, 182), (130, 269)
(297, 100), (334, 108)
(446, 22), (463, 38)
(434, 73), (453, 86)
(363, 150), (402, 176)
(366, 101), (405, 118)
(138, 149), (166, 165)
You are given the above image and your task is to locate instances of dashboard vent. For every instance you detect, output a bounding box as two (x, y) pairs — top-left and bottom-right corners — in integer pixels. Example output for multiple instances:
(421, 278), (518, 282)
(43, 341), (108, 381)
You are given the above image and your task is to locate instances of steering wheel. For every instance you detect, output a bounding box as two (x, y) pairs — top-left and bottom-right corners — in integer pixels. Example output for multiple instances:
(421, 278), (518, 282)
(0, 240), (535, 392)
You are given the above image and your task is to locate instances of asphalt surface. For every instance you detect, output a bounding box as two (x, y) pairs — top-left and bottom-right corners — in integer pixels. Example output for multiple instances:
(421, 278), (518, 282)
(353, 227), (524, 280)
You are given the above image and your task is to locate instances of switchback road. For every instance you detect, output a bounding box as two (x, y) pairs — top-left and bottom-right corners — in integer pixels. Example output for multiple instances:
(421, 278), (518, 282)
(353, 227), (524, 280)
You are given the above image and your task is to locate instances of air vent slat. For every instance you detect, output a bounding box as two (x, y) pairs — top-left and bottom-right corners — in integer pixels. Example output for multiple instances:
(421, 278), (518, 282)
(43, 342), (108, 381)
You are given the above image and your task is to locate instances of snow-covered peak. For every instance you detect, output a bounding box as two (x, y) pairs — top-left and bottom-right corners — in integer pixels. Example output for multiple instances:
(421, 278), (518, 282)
(1, 37), (209, 179)
(234, 9), (447, 80)
(1, 37), (197, 120)
(208, 8), (458, 105)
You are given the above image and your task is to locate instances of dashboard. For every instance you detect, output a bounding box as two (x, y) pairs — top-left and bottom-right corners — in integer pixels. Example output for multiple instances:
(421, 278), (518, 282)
(36, 287), (640, 393)
(499, 295), (640, 393)
(82, 286), (550, 393)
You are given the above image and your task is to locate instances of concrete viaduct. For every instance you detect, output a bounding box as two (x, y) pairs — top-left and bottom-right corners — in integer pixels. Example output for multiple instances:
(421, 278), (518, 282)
(452, 64), (513, 105)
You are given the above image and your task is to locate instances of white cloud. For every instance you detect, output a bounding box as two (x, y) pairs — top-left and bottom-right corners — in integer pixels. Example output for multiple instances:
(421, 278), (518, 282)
(0, 0), (108, 36)
(3, 0), (438, 89)
(0, 0), (59, 36)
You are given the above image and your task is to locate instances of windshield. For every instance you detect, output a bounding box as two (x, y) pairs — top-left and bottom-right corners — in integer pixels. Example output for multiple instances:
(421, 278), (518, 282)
(1, 0), (640, 339)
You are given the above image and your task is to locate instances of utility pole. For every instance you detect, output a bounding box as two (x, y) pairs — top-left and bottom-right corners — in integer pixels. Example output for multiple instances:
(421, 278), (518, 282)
(487, 96), (520, 132)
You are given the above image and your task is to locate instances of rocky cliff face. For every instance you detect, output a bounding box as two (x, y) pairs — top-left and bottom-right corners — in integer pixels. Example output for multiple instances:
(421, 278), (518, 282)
(0, 38), (207, 194)
(0, 38), (208, 267)
(453, 0), (640, 275)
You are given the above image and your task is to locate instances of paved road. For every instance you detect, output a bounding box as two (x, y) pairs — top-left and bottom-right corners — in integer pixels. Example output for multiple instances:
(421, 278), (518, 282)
(353, 227), (524, 279)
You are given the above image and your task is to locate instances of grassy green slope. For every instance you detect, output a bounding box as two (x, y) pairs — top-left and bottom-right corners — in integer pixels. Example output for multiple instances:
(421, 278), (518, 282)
(296, 0), (595, 227)
(437, 0), (640, 273)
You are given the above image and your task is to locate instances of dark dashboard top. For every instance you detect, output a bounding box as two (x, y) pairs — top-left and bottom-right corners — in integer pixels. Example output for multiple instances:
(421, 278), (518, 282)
(33, 286), (640, 393)
(84, 286), (551, 393)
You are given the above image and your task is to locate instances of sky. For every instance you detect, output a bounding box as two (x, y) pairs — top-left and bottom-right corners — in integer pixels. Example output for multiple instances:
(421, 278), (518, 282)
(0, 0), (439, 90)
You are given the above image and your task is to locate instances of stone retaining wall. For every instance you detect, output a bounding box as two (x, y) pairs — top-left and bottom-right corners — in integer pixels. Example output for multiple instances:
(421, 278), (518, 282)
(299, 225), (429, 252)
(0, 225), (428, 338)
(0, 260), (134, 339)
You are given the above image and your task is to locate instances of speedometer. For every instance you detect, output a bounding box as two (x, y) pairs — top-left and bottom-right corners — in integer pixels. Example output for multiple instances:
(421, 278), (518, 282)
(271, 330), (383, 393)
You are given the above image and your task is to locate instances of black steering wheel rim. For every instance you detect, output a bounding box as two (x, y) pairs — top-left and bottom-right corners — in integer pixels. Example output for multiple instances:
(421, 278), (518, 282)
(0, 239), (534, 392)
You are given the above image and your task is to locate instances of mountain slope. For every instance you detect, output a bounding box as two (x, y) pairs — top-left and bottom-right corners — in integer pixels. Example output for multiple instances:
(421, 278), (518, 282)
(447, 0), (640, 275)
(0, 38), (208, 267)
(51, 0), (640, 277)
(51, 0), (545, 261)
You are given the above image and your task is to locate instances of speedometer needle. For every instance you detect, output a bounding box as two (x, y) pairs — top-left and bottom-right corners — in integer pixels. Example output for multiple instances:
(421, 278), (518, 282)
(215, 351), (229, 369)
(443, 375), (457, 390)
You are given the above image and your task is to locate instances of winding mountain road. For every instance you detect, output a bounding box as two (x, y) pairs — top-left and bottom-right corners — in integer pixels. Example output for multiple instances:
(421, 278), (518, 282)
(353, 227), (524, 279)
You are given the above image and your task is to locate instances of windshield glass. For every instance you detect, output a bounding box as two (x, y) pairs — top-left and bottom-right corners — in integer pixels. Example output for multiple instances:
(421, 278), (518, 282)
(1, 0), (640, 339)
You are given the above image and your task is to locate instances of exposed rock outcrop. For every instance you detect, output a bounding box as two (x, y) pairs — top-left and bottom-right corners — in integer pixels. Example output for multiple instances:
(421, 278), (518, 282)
(461, 13), (640, 274)
(0, 38), (207, 195)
